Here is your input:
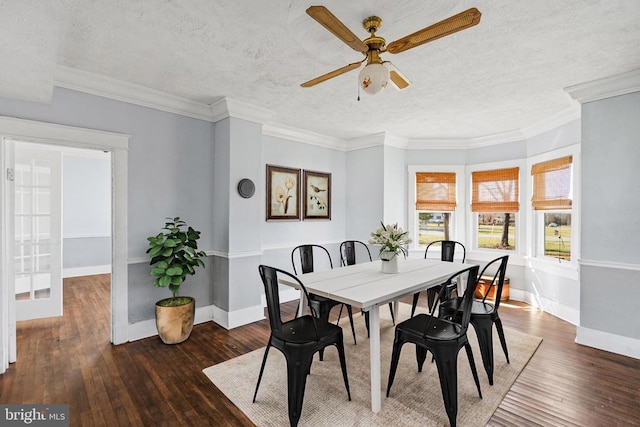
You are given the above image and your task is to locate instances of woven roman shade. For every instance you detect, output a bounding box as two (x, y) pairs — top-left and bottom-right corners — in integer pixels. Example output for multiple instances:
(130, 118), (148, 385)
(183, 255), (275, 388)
(531, 156), (573, 210)
(416, 172), (456, 211)
(471, 167), (519, 213)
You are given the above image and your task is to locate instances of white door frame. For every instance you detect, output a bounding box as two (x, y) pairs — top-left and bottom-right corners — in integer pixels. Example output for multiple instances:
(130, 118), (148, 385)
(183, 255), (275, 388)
(0, 116), (130, 374)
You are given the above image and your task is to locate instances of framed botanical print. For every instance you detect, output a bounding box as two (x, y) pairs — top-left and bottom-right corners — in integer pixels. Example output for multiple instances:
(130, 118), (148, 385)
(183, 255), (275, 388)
(303, 170), (331, 220)
(266, 165), (301, 220)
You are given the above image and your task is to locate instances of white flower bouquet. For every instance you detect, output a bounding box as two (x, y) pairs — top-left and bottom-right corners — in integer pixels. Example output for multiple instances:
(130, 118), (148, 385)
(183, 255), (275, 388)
(368, 222), (412, 259)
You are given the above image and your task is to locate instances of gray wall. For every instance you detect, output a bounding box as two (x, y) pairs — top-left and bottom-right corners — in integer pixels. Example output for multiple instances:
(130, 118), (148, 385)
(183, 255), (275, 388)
(580, 91), (640, 340)
(62, 153), (111, 271)
(346, 146), (384, 241)
(0, 87), (217, 323)
(262, 134), (347, 247)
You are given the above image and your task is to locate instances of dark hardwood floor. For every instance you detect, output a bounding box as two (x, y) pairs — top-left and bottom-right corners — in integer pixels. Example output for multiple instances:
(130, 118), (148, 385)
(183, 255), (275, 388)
(1, 274), (639, 426)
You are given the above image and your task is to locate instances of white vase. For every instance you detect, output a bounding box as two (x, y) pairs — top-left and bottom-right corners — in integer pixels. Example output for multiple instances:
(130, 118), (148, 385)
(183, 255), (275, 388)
(380, 251), (399, 274)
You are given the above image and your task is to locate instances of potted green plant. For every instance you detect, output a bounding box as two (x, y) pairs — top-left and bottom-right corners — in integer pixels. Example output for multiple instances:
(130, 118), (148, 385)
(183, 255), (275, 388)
(147, 216), (206, 344)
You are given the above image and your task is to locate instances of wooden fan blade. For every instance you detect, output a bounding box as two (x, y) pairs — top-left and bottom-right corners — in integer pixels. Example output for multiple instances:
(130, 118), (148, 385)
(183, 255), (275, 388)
(385, 62), (411, 90)
(307, 6), (368, 54)
(386, 8), (481, 54)
(301, 61), (363, 88)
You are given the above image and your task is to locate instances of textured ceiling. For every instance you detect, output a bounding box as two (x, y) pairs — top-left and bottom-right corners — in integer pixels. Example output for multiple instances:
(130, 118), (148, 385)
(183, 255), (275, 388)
(1, 0), (640, 141)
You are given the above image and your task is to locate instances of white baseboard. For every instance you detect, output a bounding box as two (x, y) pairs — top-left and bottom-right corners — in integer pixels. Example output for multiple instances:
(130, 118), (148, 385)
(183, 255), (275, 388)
(509, 289), (580, 325)
(212, 303), (265, 330)
(63, 265), (111, 278)
(576, 326), (640, 360)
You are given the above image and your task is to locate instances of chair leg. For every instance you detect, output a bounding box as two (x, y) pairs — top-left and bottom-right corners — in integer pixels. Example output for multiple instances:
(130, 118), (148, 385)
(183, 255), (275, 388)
(253, 342), (272, 403)
(431, 346), (461, 427)
(386, 334), (404, 397)
(416, 345), (428, 372)
(286, 352), (314, 427)
(427, 288), (438, 313)
(336, 303), (344, 325)
(364, 311), (370, 338)
(346, 305), (357, 345)
(314, 302), (331, 361)
(494, 316), (510, 364)
(388, 302), (395, 325)
(335, 335), (351, 401)
(471, 316), (495, 385)
(410, 292), (420, 317)
(464, 343), (483, 399)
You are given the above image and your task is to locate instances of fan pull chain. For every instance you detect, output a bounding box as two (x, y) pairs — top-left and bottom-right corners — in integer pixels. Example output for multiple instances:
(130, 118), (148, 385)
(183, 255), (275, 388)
(357, 80), (360, 101)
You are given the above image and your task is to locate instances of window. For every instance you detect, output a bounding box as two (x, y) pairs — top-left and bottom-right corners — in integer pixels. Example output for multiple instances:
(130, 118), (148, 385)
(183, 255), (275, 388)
(471, 167), (519, 251)
(531, 156), (573, 260)
(415, 172), (457, 247)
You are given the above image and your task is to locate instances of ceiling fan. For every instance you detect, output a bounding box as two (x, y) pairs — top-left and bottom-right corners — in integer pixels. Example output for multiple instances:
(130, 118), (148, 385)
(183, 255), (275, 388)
(301, 5), (481, 95)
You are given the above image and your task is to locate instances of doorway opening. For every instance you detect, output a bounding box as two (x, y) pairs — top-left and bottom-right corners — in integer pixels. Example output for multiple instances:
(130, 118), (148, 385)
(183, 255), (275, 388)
(0, 116), (129, 374)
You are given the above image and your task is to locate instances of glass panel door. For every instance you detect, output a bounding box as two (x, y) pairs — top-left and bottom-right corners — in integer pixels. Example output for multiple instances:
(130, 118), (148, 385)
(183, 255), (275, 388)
(14, 142), (62, 320)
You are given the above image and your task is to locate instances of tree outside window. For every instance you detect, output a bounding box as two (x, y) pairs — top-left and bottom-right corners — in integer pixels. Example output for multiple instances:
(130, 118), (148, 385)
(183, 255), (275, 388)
(472, 167), (519, 251)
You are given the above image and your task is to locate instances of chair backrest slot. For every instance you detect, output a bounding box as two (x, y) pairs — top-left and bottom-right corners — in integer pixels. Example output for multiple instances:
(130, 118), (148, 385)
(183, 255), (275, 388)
(291, 244), (333, 274)
(339, 240), (372, 266)
(425, 240), (466, 263)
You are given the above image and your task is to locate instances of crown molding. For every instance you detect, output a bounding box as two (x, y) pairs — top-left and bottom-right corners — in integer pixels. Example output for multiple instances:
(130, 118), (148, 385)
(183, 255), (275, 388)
(346, 132), (409, 151)
(521, 104), (581, 139)
(407, 128), (526, 150)
(53, 65), (586, 149)
(347, 133), (386, 150)
(210, 97), (275, 124)
(262, 122), (346, 150)
(565, 68), (640, 104)
(54, 65), (214, 121)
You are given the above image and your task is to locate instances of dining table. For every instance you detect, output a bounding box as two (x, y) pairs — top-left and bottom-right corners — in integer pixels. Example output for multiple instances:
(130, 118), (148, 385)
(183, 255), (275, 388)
(279, 256), (472, 414)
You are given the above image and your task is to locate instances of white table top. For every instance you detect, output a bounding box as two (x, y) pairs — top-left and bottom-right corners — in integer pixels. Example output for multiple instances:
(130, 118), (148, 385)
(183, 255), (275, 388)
(282, 257), (470, 310)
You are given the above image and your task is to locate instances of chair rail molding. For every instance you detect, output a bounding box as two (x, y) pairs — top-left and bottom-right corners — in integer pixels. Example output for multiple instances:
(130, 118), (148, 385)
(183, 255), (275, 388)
(579, 259), (640, 272)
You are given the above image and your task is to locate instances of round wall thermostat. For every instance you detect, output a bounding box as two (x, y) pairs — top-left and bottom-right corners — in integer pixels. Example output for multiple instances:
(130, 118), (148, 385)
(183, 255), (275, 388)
(237, 178), (255, 198)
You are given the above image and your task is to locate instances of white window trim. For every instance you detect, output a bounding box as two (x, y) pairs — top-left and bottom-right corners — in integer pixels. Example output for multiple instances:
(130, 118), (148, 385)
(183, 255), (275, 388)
(465, 159), (527, 259)
(407, 165), (466, 255)
(525, 144), (581, 271)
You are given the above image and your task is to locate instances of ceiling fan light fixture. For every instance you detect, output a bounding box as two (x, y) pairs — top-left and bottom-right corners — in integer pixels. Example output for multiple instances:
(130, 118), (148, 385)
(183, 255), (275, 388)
(358, 62), (389, 95)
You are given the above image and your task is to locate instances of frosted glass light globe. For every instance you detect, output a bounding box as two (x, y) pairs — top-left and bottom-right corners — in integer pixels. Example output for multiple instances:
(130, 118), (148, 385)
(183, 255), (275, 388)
(358, 63), (390, 95)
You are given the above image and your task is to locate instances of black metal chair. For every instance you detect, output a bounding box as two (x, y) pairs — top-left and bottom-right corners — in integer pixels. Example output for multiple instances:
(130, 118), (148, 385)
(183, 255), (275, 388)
(439, 255), (510, 385)
(410, 240), (466, 317)
(291, 244), (357, 351)
(386, 264), (482, 427)
(339, 240), (395, 335)
(254, 265), (351, 427)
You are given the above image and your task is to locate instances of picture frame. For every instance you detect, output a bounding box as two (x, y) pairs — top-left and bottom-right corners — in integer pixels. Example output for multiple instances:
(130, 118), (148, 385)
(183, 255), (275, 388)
(303, 170), (331, 220)
(266, 165), (301, 221)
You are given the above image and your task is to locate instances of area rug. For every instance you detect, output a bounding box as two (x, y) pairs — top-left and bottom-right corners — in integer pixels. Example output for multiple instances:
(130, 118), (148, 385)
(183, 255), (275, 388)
(203, 303), (542, 426)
